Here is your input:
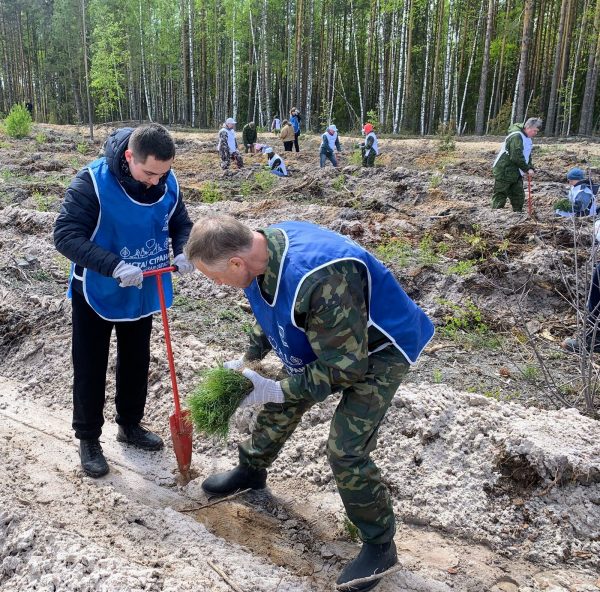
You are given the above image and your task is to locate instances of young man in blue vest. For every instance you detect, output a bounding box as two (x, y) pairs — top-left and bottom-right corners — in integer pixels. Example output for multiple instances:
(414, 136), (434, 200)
(185, 214), (434, 591)
(54, 124), (194, 478)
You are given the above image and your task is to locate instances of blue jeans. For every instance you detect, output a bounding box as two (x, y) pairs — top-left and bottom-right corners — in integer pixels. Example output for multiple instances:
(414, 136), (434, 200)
(320, 151), (337, 168)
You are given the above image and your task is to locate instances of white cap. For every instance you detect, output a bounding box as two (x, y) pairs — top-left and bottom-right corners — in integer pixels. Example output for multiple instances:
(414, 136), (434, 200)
(327, 124), (337, 132)
(595, 220), (600, 243)
(225, 117), (236, 125)
(263, 147), (274, 155)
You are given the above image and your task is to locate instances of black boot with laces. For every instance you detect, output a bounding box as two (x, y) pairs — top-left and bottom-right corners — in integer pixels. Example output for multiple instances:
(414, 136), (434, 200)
(79, 439), (109, 478)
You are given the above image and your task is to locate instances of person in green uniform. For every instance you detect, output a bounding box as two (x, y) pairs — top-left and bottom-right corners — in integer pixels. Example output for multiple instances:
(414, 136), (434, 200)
(185, 214), (434, 591)
(492, 117), (542, 212)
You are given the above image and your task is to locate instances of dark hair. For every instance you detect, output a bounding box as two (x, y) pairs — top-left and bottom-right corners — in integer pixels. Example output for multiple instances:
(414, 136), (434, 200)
(185, 215), (254, 266)
(128, 123), (175, 162)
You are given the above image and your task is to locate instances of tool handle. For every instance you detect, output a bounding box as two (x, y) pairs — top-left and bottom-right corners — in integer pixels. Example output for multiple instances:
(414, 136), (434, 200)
(142, 265), (177, 278)
(143, 266), (182, 416)
(527, 175), (533, 217)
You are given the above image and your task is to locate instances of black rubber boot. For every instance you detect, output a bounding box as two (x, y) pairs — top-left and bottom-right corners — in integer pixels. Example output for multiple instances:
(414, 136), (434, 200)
(336, 540), (398, 592)
(202, 465), (267, 495)
(79, 439), (109, 478)
(117, 424), (164, 451)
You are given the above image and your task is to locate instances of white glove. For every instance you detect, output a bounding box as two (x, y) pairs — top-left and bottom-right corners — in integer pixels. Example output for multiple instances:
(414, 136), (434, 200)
(239, 368), (285, 408)
(173, 253), (195, 275)
(112, 261), (143, 288)
(223, 358), (245, 371)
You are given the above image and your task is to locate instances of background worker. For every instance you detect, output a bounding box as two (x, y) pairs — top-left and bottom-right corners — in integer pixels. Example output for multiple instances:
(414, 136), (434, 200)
(555, 167), (597, 217)
(290, 108), (301, 152)
(360, 123), (379, 167)
(218, 117), (243, 169)
(242, 121), (258, 154)
(320, 124), (342, 168)
(492, 117), (542, 212)
(261, 146), (288, 177)
(280, 119), (295, 152)
(185, 215), (434, 592)
(54, 123), (194, 478)
(271, 115), (281, 135)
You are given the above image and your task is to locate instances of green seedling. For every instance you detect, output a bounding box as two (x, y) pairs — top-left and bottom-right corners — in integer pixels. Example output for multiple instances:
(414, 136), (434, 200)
(188, 366), (253, 439)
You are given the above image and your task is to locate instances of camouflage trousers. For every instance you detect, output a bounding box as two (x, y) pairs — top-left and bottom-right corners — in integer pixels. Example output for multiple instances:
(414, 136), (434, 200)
(239, 346), (410, 544)
(219, 145), (243, 169)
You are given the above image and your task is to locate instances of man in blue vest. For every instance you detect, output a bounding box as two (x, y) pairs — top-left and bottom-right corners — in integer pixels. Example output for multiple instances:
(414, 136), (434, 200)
(185, 215), (434, 591)
(54, 124), (194, 478)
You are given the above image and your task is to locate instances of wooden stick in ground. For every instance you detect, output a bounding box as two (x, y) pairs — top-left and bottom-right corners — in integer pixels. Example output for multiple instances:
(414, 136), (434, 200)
(179, 488), (252, 512)
(207, 560), (245, 592)
(335, 563), (404, 590)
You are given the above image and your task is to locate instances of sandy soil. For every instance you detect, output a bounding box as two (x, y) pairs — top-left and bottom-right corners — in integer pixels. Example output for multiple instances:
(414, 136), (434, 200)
(1, 124), (599, 591)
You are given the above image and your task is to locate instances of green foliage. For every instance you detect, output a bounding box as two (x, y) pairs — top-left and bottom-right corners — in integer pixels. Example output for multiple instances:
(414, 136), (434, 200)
(418, 234), (440, 265)
(89, 4), (128, 120)
(200, 181), (224, 203)
(187, 366), (253, 439)
(521, 364), (539, 381)
(446, 259), (477, 276)
(349, 150), (363, 166)
(35, 132), (47, 144)
(366, 109), (378, 128)
(487, 100), (513, 135)
(240, 180), (253, 198)
(254, 170), (276, 192)
(31, 191), (54, 212)
(76, 142), (88, 155)
(437, 298), (500, 349)
(4, 104), (32, 138)
(429, 173), (443, 189)
(436, 123), (455, 153)
(332, 175), (346, 191)
(375, 238), (412, 267)
(554, 198), (572, 212)
(432, 368), (443, 384)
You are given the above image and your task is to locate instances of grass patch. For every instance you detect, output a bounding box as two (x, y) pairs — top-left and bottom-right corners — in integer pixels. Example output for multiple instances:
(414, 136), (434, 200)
(375, 238), (412, 267)
(437, 297), (501, 349)
(254, 170), (276, 192)
(446, 259), (477, 276)
(187, 366), (253, 439)
(31, 191), (55, 212)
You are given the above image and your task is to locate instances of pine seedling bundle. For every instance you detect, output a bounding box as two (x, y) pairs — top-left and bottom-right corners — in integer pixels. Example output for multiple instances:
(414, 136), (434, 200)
(187, 366), (253, 439)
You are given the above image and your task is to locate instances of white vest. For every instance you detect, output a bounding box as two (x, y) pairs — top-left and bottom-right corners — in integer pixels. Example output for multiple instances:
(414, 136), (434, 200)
(493, 130), (532, 175)
(365, 132), (379, 155)
(269, 154), (287, 175)
(323, 132), (338, 152)
(218, 127), (237, 153)
(272, 118), (281, 130)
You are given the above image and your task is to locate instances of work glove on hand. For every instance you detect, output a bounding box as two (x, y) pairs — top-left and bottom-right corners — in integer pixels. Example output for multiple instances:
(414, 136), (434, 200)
(173, 253), (195, 276)
(239, 368), (285, 408)
(223, 358), (245, 371)
(112, 261), (143, 289)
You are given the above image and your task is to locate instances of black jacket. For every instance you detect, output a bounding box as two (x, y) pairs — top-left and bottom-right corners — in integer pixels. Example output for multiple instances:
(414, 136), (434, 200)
(54, 128), (192, 282)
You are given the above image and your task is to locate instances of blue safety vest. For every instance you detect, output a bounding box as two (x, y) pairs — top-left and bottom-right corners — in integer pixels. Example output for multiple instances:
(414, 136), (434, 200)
(244, 222), (434, 374)
(68, 158), (179, 321)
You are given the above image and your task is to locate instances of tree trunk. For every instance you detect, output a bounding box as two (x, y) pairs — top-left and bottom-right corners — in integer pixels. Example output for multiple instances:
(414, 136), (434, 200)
(475, 0), (495, 134)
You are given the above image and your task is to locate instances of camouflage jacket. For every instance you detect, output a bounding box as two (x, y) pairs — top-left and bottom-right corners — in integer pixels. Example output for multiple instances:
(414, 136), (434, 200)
(245, 228), (398, 403)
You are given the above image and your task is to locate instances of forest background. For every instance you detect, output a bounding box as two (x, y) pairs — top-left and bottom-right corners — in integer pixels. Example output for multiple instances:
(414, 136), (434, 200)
(0, 0), (599, 136)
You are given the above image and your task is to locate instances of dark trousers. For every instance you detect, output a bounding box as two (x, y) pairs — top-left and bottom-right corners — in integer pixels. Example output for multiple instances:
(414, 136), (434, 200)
(71, 288), (153, 440)
(293, 132), (300, 152)
(283, 141), (294, 152)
